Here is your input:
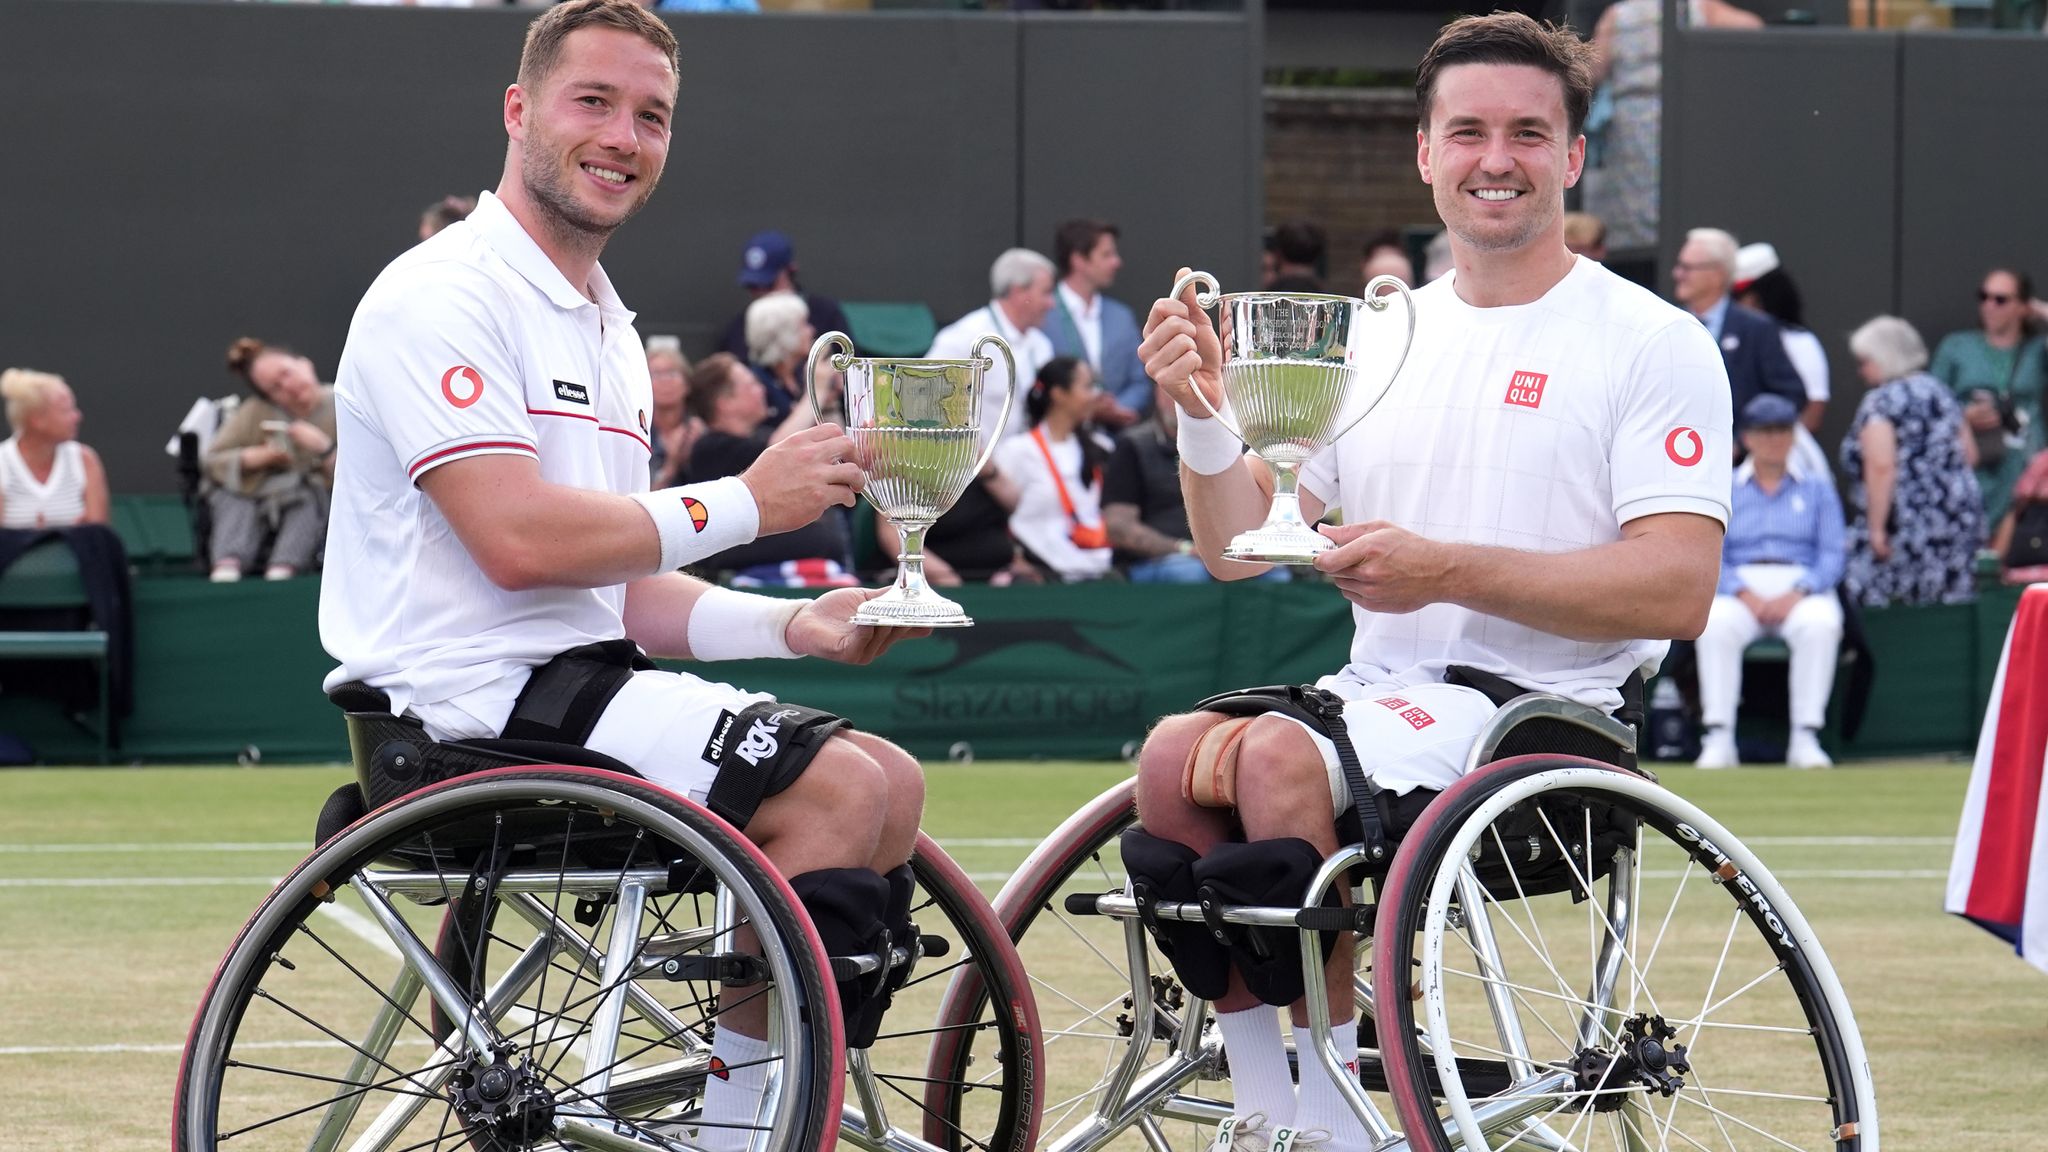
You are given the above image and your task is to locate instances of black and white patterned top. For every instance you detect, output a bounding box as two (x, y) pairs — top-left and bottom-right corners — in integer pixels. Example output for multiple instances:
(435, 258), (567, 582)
(1839, 371), (1984, 607)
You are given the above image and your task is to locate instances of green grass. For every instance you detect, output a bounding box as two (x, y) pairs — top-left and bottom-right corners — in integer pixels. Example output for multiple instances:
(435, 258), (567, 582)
(0, 759), (2038, 1147)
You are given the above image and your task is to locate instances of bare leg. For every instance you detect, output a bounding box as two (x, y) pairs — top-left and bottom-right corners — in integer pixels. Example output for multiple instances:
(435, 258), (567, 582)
(1231, 717), (1352, 1023)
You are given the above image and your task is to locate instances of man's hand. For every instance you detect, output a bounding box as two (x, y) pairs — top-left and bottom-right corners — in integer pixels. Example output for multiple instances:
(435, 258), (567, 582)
(785, 588), (932, 664)
(1754, 590), (1802, 627)
(1138, 267), (1225, 417)
(741, 424), (864, 536)
(1310, 521), (1454, 615)
(1090, 394), (1139, 429)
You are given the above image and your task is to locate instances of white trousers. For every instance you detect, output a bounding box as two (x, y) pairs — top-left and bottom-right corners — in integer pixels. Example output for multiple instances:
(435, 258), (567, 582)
(1696, 587), (1843, 732)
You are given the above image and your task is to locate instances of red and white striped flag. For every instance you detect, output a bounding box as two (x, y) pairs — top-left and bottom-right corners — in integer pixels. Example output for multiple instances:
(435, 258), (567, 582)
(1946, 584), (2048, 972)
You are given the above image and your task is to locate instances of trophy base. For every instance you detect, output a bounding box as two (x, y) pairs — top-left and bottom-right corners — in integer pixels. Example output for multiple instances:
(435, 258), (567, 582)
(1222, 523), (1331, 566)
(852, 590), (975, 628)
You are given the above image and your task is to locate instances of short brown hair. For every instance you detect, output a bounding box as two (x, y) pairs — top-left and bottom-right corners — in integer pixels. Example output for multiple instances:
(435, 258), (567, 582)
(687, 353), (745, 423)
(1415, 12), (1596, 138)
(1053, 219), (1118, 278)
(518, 0), (679, 94)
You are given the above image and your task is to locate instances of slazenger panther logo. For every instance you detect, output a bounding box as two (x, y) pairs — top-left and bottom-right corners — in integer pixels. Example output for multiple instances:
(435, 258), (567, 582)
(735, 707), (802, 766)
(1664, 426), (1704, 467)
(440, 365), (484, 409)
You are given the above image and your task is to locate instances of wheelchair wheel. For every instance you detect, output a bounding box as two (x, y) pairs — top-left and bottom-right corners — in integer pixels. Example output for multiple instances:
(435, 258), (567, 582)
(1374, 756), (1878, 1152)
(940, 780), (1237, 1152)
(431, 831), (1039, 1152)
(175, 767), (842, 1152)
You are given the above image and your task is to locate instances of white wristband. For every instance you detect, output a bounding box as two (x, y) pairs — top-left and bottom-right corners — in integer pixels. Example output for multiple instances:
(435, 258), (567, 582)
(631, 475), (759, 573)
(688, 586), (804, 662)
(1175, 408), (1246, 476)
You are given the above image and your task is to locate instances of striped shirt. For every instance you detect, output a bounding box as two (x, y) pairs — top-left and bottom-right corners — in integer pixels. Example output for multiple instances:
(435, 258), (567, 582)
(1719, 459), (1846, 595)
(0, 438), (87, 529)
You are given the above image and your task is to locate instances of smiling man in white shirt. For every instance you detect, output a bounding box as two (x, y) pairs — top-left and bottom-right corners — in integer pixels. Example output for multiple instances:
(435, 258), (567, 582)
(321, 4), (927, 1141)
(925, 248), (1057, 442)
(1128, 14), (1730, 1152)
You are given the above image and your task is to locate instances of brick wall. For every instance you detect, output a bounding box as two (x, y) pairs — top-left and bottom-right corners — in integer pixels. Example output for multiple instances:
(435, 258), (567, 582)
(1265, 86), (1442, 297)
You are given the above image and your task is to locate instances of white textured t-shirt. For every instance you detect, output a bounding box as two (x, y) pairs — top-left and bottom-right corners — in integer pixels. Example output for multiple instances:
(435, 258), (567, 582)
(319, 192), (656, 731)
(1298, 257), (1733, 710)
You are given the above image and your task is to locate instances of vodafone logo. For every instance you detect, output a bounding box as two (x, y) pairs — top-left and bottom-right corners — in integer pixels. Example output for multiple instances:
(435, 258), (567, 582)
(440, 365), (485, 409)
(1664, 426), (1704, 467)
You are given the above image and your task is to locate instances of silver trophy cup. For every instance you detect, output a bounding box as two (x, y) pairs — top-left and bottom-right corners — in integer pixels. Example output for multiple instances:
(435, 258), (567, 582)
(808, 330), (1015, 627)
(1170, 270), (1416, 563)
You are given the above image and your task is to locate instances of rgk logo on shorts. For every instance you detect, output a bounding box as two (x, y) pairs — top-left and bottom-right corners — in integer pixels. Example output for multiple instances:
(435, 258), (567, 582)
(552, 379), (590, 405)
(1505, 370), (1547, 409)
(1398, 705), (1435, 730)
(735, 708), (803, 767)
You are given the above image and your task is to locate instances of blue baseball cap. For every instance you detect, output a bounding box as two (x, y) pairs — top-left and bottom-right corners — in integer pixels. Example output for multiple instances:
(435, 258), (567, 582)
(1741, 393), (1800, 429)
(737, 230), (794, 288)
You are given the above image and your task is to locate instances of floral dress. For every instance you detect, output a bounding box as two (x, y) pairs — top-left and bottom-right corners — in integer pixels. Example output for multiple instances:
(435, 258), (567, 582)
(1839, 372), (1984, 606)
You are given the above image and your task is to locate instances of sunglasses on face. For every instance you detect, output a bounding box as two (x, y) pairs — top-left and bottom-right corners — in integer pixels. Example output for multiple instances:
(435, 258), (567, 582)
(1979, 290), (2016, 305)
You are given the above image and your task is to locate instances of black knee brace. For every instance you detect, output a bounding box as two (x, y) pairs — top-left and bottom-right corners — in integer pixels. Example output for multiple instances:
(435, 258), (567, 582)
(1119, 829), (1233, 1001)
(1191, 838), (1338, 1007)
(789, 867), (893, 1048)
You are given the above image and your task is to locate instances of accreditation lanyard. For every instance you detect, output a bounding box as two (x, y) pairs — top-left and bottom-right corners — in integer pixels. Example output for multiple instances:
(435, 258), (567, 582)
(1029, 427), (1097, 529)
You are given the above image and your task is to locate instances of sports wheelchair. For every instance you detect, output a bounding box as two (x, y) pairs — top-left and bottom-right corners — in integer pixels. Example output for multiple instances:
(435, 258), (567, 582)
(174, 687), (1043, 1152)
(932, 688), (1878, 1152)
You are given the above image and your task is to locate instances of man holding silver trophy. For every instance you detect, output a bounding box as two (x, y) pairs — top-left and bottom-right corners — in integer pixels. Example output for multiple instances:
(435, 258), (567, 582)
(1122, 13), (1734, 1152)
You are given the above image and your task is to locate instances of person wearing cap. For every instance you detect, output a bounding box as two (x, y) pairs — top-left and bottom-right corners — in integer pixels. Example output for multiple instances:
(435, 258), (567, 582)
(1672, 228), (1807, 448)
(1693, 392), (1846, 770)
(1733, 241), (1832, 477)
(717, 229), (852, 362)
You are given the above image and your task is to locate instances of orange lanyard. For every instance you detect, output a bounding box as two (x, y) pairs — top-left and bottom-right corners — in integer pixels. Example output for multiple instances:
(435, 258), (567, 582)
(1029, 427), (1092, 525)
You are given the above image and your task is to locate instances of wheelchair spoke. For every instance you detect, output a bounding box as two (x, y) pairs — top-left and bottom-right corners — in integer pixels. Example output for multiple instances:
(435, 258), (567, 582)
(1670, 1090), (1818, 1152)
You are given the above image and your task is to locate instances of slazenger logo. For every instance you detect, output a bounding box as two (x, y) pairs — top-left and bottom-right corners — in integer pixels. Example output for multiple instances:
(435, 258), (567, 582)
(1674, 822), (1795, 951)
(1664, 426), (1704, 467)
(734, 707), (802, 767)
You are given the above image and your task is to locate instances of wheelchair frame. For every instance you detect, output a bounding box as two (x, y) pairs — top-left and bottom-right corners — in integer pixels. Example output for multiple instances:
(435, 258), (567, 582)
(945, 692), (1878, 1152)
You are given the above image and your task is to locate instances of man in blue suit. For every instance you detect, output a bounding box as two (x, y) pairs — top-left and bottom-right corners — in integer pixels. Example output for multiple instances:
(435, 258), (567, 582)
(1046, 219), (1154, 428)
(1673, 227), (1807, 440)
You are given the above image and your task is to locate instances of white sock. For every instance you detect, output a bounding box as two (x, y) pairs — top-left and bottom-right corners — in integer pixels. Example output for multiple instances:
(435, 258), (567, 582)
(696, 1028), (772, 1152)
(1216, 1005), (1295, 1127)
(1291, 1018), (1366, 1150)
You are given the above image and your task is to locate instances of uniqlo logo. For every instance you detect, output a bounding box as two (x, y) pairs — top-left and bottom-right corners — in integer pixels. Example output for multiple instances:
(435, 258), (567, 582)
(1375, 696), (1411, 711)
(1505, 370), (1547, 408)
(1398, 706), (1436, 730)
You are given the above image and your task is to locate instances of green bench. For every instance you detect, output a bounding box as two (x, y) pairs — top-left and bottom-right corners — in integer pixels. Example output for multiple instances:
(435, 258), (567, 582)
(0, 540), (112, 762)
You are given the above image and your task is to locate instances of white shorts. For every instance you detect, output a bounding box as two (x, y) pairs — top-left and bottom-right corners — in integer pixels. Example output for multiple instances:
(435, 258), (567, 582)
(409, 667), (775, 807)
(1269, 680), (1501, 808)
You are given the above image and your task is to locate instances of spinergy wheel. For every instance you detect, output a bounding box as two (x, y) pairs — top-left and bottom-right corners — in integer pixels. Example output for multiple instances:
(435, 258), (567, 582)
(1373, 757), (1878, 1152)
(175, 767), (842, 1152)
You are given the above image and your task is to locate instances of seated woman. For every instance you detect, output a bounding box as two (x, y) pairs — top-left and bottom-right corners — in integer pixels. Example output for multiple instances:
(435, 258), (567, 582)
(745, 291), (816, 429)
(206, 337), (338, 582)
(685, 353), (854, 581)
(1840, 316), (1983, 607)
(993, 357), (1114, 582)
(0, 368), (109, 529)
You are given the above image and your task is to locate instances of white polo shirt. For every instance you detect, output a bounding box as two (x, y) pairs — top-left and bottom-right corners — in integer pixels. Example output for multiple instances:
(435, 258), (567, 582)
(1298, 256), (1733, 711)
(926, 302), (1053, 445)
(320, 191), (661, 729)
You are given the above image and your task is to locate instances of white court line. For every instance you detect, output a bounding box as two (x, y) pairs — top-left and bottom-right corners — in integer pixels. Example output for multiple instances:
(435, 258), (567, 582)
(0, 877), (280, 887)
(1, 1037), (434, 1057)
(0, 842), (306, 853)
(316, 897), (403, 960)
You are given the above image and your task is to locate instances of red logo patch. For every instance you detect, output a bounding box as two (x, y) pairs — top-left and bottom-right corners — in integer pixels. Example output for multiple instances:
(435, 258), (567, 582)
(708, 1056), (730, 1081)
(440, 365), (484, 409)
(1375, 696), (1411, 711)
(1664, 426), (1704, 467)
(1398, 706), (1435, 730)
(1505, 370), (1547, 409)
(683, 496), (709, 532)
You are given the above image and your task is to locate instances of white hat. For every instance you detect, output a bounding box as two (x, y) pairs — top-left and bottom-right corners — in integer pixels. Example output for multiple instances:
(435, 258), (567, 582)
(1734, 242), (1780, 289)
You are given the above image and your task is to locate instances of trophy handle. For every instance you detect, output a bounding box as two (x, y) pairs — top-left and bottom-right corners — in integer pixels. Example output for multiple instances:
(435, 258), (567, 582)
(806, 330), (856, 426)
(1322, 274), (1418, 445)
(1165, 269), (1247, 443)
(968, 333), (1016, 476)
